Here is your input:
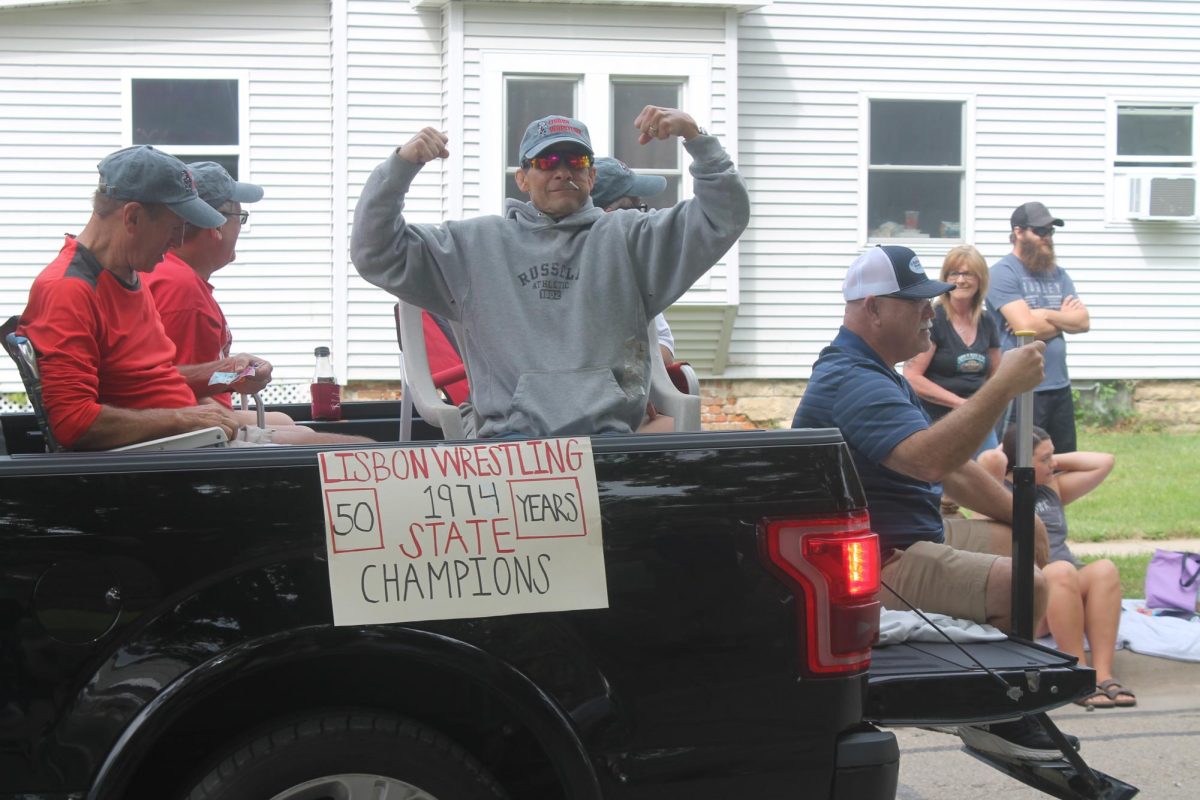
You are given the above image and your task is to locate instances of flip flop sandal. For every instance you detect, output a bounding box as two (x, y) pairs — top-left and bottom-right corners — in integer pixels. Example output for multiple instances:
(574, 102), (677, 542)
(1073, 688), (1115, 710)
(1098, 678), (1137, 707)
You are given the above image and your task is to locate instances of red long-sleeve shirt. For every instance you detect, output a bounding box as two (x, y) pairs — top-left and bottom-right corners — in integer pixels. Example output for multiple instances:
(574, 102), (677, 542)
(145, 252), (234, 407)
(18, 237), (197, 448)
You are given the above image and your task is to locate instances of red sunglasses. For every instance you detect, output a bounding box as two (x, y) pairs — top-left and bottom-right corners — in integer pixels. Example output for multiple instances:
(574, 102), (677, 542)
(522, 153), (593, 171)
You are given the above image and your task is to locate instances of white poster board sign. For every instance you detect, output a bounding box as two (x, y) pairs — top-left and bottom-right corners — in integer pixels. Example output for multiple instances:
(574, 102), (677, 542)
(318, 437), (608, 626)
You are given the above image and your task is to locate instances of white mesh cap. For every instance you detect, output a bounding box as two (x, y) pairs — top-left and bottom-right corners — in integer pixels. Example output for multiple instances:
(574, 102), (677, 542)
(842, 245), (954, 301)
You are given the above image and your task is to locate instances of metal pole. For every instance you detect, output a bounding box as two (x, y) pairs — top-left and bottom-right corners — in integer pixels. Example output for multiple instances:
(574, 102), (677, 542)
(1010, 331), (1037, 639)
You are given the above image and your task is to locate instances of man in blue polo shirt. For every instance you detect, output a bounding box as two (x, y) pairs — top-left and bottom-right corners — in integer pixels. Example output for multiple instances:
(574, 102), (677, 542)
(793, 245), (1074, 760)
(794, 243), (1050, 625)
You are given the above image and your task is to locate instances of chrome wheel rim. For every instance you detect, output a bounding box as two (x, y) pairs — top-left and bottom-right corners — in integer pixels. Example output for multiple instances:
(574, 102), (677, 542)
(269, 773), (439, 800)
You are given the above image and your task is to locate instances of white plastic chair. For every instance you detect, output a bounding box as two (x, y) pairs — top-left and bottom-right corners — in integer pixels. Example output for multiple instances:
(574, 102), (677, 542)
(395, 302), (470, 440)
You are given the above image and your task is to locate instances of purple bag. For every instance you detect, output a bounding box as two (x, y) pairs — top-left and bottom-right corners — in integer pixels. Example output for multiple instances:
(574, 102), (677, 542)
(1144, 549), (1200, 612)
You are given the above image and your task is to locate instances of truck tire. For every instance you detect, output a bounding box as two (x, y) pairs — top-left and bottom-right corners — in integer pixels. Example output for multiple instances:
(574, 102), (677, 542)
(181, 709), (509, 800)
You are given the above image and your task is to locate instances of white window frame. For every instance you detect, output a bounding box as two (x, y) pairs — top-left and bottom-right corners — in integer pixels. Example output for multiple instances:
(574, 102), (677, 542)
(858, 93), (975, 249)
(480, 51), (711, 218)
(121, 70), (251, 180)
(1105, 98), (1199, 224)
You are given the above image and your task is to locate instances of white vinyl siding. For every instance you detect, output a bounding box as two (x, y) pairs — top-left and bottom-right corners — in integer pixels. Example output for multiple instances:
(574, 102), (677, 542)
(735, 0), (1200, 381)
(5, 0), (1200, 394)
(343, 0), (444, 381)
(0, 0), (334, 391)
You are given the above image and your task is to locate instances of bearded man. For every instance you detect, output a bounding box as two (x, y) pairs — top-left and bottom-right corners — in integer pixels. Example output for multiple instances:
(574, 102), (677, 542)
(988, 201), (1090, 453)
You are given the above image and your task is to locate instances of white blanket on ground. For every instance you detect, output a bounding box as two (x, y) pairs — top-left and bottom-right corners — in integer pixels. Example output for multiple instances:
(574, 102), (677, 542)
(1038, 599), (1200, 663)
(877, 609), (1007, 645)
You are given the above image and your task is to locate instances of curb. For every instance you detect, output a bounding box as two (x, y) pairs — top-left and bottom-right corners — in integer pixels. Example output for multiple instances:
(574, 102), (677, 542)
(1111, 648), (1200, 687)
(1068, 538), (1200, 557)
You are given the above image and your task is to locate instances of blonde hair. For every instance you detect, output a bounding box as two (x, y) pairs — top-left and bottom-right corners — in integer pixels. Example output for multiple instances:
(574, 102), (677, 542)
(936, 245), (989, 323)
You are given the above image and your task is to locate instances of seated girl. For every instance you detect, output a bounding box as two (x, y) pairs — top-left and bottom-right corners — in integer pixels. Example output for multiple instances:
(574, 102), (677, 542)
(978, 427), (1135, 708)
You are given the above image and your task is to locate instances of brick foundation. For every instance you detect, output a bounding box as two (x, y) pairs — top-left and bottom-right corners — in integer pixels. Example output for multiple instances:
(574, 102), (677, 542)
(700, 379), (804, 430)
(345, 378), (1200, 432)
(699, 378), (1200, 432)
(1131, 380), (1200, 431)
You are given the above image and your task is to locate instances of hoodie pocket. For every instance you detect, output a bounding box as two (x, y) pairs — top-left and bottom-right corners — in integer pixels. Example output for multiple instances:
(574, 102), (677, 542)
(509, 367), (629, 436)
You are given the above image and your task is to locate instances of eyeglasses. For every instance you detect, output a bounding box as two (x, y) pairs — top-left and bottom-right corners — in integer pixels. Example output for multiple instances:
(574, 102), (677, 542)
(223, 210), (250, 225)
(1027, 225), (1054, 238)
(946, 271), (976, 280)
(522, 153), (593, 171)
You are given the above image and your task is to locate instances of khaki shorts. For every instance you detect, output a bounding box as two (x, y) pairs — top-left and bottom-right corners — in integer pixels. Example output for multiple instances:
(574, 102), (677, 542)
(879, 519), (1001, 623)
(943, 517), (1001, 554)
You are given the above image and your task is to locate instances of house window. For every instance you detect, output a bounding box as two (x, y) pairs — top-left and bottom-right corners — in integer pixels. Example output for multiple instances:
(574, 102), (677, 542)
(502, 74), (683, 209)
(867, 99), (965, 241)
(1115, 105), (1194, 168)
(504, 77), (577, 200)
(130, 78), (241, 177)
(611, 80), (682, 209)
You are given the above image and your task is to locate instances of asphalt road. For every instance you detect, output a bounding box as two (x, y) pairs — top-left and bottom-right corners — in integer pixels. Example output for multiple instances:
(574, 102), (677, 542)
(889, 649), (1200, 798)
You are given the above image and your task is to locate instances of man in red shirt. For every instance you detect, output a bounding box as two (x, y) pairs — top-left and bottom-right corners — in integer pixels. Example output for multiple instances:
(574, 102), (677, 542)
(18, 145), (244, 450)
(18, 146), (366, 450)
(145, 162), (293, 426)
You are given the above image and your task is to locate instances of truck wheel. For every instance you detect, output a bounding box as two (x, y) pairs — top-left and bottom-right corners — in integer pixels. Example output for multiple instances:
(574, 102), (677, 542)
(182, 709), (509, 800)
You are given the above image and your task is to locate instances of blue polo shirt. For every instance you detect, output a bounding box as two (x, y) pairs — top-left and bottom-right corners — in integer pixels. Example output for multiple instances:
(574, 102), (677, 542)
(791, 327), (943, 551)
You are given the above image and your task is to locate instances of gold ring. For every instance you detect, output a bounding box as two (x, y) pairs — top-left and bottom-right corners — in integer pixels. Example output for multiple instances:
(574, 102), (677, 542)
(649, 126), (658, 136)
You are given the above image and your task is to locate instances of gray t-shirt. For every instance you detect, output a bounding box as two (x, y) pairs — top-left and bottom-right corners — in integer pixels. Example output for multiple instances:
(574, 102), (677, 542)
(986, 253), (1078, 392)
(1005, 479), (1080, 568)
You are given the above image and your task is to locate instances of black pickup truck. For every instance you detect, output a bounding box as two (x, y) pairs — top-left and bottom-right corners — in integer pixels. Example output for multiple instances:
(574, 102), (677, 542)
(0, 403), (1119, 800)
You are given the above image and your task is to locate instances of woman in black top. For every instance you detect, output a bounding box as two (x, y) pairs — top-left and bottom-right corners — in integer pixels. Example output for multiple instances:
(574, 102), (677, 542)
(904, 245), (1002, 453)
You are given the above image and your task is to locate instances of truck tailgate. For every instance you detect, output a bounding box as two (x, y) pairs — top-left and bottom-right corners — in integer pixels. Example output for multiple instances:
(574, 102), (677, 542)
(865, 638), (1094, 726)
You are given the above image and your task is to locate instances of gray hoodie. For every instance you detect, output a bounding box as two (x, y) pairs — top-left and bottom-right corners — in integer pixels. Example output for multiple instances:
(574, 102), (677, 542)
(351, 134), (750, 438)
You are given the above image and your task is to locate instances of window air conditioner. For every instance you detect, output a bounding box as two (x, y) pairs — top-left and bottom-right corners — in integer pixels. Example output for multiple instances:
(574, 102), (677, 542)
(1124, 174), (1198, 220)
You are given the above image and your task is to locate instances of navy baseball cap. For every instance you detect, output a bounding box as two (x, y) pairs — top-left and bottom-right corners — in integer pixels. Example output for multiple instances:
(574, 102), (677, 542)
(96, 145), (226, 228)
(187, 162), (264, 209)
(843, 245), (955, 301)
(591, 158), (667, 209)
(519, 115), (594, 160)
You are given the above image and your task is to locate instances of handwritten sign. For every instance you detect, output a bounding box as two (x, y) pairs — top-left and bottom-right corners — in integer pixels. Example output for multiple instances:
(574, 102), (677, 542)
(318, 437), (607, 626)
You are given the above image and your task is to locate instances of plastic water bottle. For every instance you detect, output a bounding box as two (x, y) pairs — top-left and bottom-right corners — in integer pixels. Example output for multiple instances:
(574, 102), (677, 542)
(310, 346), (342, 421)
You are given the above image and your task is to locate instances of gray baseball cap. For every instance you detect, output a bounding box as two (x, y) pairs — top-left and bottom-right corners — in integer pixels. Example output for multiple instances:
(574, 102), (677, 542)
(519, 115), (593, 160)
(96, 145), (226, 228)
(187, 162), (264, 209)
(591, 158), (667, 209)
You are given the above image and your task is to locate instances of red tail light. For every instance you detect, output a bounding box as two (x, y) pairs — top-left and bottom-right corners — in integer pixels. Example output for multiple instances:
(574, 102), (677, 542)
(760, 511), (881, 676)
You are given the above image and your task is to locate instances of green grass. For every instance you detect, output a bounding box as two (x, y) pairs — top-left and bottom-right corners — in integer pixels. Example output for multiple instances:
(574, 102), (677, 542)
(1080, 553), (1150, 600)
(1065, 429), (1200, 542)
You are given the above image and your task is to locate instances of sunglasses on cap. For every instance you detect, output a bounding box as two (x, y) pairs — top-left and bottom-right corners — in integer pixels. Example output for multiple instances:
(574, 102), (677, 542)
(522, 153), (593, 171)
(1026, 225), (1055, 238)
(609, 197), (649, 212)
